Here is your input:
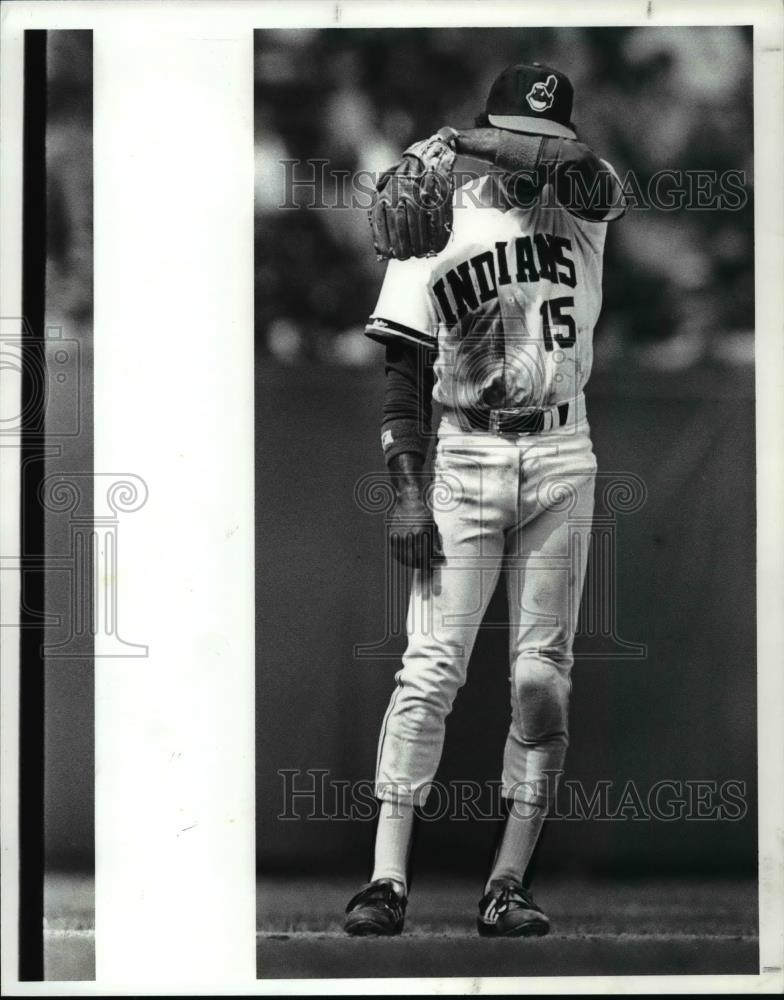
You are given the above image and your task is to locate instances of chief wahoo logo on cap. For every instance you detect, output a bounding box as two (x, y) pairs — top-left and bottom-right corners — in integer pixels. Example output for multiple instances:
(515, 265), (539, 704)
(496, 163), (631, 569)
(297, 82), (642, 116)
(526, 74), (558, 113)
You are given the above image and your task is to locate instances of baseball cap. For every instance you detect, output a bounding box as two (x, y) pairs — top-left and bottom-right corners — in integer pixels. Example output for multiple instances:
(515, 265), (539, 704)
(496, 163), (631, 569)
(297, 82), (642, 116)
(485, 62), (576, 140)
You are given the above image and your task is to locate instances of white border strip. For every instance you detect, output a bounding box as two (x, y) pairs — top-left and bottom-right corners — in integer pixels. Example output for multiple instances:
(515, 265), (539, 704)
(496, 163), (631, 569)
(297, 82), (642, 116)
(0, 17), (25, 992)
(91, 20), (256, 992)
(753, 4), (784, 987)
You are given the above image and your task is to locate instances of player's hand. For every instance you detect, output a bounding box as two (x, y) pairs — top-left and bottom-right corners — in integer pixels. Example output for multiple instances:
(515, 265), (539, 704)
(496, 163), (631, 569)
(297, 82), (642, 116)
(389, 490), (444, 571)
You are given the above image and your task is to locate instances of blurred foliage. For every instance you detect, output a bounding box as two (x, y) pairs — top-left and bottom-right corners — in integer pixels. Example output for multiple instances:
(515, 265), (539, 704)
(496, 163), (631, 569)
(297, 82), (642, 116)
(46, 31), (92, 326)
(255, 27), (754, 369)
(45, 28), (753, 370)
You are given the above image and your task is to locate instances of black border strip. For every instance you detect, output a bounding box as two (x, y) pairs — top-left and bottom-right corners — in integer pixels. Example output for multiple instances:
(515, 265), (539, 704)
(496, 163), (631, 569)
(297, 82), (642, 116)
(19, 28), (48, 982)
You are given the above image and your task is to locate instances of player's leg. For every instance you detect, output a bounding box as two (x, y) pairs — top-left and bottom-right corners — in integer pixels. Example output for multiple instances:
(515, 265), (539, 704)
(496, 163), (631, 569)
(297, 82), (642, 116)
(478, 432), (596, 934)
(498, 450), (595, 878)
(374, 438), (516, 809)
(366, 554), (504, 907)
(371, 440), (514, 882)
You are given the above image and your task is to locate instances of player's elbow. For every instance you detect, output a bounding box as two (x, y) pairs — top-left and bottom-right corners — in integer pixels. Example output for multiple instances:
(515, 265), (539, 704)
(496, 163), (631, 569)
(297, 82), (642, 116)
(555, 146), (626, 222)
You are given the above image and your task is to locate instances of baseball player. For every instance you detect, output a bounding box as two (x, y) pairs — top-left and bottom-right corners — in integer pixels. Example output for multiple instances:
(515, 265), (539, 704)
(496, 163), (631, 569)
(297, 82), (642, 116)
(345, 63), (625, 937)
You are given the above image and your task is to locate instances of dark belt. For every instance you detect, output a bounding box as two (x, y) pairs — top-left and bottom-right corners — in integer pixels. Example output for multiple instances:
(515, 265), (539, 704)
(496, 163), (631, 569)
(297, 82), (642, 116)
(447, 402), (570, 435)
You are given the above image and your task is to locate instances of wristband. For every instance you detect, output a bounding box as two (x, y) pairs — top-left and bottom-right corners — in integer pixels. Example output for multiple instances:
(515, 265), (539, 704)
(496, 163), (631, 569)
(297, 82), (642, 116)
(381, 418), (428, 465)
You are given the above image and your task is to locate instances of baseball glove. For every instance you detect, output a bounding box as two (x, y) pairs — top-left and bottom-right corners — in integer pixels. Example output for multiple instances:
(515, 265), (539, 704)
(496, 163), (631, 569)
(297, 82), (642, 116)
(369, 128), (459, 261)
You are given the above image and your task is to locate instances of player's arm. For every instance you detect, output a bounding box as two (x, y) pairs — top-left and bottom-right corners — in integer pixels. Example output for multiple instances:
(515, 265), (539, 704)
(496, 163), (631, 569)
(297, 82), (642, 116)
(381, 342), (443, 569)
(382, 340), (434, 468)
(452, 127), (626, 222)
(365, 256), (443, 569)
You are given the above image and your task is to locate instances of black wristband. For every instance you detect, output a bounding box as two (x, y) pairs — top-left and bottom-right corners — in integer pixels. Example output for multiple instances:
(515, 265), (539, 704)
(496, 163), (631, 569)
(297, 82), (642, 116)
(381, 341), (434, 466)
(381, 417), (428, 465)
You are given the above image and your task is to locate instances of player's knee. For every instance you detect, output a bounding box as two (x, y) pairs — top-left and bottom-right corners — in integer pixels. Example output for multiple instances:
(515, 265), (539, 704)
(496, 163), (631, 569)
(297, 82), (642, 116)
(395, 652), (468, 725)
(511, 653), (570, 740)
(401, 668), (464, 716)
(400, 647), (467, 693)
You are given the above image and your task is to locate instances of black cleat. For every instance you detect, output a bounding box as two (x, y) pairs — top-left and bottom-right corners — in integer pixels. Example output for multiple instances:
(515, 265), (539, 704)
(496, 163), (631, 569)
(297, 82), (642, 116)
(344, 879), (407, 936)
(477, 878), (550, 937)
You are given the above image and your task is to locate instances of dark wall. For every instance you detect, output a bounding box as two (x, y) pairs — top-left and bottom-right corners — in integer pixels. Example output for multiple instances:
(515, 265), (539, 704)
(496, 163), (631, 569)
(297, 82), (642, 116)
(256, 361), (756, 877)
(43, 360), (756, 873)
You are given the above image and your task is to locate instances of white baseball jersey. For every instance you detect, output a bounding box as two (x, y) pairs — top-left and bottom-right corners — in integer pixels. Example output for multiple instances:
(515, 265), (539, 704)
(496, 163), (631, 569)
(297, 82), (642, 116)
(366, 174), (612, 413)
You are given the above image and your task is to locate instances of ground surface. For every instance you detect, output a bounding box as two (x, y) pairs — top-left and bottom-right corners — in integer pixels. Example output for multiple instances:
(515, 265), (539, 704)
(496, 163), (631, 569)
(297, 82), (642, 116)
(41, 871), (760, 982)
(44, 872), (95, 981)
(257, 874), (759, 980)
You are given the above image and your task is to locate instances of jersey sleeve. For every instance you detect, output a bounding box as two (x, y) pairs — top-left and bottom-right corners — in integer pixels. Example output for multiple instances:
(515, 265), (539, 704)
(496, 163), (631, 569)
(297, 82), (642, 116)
(567, 158), (626, 224)
(365, 256), (438, 348)
(597, 159), (626, 222)
(565, 159), (625, 252)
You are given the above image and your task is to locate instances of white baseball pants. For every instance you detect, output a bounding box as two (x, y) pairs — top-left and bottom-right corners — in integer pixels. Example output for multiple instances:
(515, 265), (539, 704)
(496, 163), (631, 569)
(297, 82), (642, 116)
(375, 394), (597, 809)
